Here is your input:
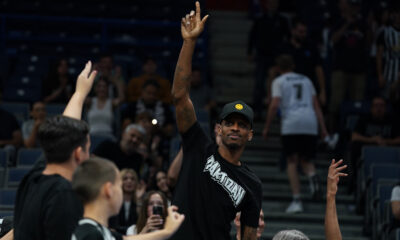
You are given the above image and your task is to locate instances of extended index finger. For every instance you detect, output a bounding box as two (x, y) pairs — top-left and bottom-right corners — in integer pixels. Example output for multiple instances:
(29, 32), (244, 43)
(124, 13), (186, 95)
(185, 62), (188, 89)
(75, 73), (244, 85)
(195, 1), (201, 21)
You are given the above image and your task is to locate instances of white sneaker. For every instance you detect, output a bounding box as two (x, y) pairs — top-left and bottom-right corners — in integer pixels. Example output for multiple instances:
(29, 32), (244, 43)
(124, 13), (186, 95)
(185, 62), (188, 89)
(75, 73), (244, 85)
(324, 133), (339, 150)
(286, 200), (303, 214)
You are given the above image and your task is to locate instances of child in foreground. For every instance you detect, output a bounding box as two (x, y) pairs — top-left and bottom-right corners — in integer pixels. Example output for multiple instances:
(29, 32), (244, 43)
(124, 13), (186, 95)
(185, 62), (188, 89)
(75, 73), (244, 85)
(71, 158), (184, 240)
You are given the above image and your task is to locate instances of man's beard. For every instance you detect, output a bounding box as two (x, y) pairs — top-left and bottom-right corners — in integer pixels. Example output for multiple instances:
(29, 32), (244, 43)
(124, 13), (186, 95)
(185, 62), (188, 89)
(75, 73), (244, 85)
(222, 139), (241, 150)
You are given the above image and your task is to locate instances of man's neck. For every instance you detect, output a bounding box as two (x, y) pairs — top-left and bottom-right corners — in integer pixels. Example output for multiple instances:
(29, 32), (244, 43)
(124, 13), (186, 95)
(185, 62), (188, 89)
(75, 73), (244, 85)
(218, 145), (244, 166)
(42, 162), (75, 181)
(84, 201), (110, 227)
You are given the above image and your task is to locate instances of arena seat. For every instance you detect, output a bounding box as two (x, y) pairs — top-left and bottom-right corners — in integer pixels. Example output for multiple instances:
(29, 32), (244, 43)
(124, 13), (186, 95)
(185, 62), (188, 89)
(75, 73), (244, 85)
(0, 189), (17, 211)
(17, 148), (43, 167)
(5, 168), (31, 188)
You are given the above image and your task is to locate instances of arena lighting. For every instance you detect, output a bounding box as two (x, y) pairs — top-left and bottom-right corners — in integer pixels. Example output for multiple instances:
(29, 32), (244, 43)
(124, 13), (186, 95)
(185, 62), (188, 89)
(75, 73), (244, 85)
(152, 119), (158, 125)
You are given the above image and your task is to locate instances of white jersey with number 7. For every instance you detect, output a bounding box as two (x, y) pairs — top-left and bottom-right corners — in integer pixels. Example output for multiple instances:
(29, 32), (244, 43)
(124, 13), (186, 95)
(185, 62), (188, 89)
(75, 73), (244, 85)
(272, 72), (318, 135)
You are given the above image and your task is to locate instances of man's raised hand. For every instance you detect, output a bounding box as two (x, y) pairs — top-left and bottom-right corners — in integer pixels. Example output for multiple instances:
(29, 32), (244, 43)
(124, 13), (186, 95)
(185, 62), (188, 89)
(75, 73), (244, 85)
(75, 61), (97, 98)
(181, 1), (209, 41)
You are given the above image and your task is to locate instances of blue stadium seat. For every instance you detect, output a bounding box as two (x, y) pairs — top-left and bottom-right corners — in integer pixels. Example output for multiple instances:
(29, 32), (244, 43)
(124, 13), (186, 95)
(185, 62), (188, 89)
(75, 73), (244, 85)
(0, 102), (30, 124)
(0, 149), (9, 168)
(0, 189), (17, 210)
(17, 148), (43, 167)
(362, 146), (400, 184)
(375, 183), (397, 239)
(396, 228), (400, 240)
(0, 211), (13, 218)
(6, 168), (31, 188)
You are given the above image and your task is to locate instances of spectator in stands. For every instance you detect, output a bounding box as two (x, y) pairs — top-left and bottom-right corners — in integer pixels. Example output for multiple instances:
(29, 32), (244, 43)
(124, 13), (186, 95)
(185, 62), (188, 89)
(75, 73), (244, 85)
(109, 168), (144, 234)
(71, 159), (184, 240)
(150, 170), (172, 204)
(94, 53), (126, 101)
(126, 191), (169, 235)
(276, 18), (327, 106)
(349, 96), (400, 192)
(93, 124), (146, 176)
(42, 58), (73, 104)
(127, 57), (172, 104)
(86, 77), (121, 139)
(247, 0), (290, 119)
(0, 104), (22, 164)
(13, 61), (97, 240)
(329, 0), (368, 133)
(376, 4), (400, 98)
(22, 101), (47, 148)
(122, 80), (175, 138)
(263, 55), (328, 213)
(389, 183), (400, 240)
(234, 209), (265, 240)
(189, 67), (216, 114)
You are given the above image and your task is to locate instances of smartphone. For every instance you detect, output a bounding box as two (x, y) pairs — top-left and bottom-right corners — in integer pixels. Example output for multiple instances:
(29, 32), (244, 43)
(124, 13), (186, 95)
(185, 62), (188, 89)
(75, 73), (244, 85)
(152, 205), (163, 216)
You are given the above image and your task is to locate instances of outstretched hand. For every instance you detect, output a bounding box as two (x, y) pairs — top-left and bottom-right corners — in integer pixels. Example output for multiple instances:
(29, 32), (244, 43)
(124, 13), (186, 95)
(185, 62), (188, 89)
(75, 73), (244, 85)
(327, 159), (348, 196)
(75, 61), (97, 98)
(181, 1), (209, 41)
(164, 206), (185, 235)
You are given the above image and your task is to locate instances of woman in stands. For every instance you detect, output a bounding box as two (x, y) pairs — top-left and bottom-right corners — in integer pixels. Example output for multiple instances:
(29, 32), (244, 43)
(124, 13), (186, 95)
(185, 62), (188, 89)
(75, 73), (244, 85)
(85, 77), (121, 139)
(126, 191), (168, 235)
(42, 58), (73, 104)
(150, 170), (172, 205)
(109, 168), (145, 234)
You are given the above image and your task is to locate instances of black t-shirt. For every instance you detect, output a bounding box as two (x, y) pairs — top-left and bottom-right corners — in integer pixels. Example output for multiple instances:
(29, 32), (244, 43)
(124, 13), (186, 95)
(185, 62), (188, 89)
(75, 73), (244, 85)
(171, 122), (262, 240)
(332, 17), (367, 73)
(14, 161), (83, 240)
(72, 218), (123, 240)
(354, 115), (400, 139)
(278, 41), (322, 91)
(0, 108), (20, 142)
(93, 140), (143, 174)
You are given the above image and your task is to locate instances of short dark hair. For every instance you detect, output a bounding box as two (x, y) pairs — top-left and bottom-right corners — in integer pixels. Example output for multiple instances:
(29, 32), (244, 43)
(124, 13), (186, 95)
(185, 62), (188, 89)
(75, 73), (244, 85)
(142, 79), (160, 90)
(72, 157), (118, 205)
(276, 54), (295, 72)
(38, 116), (89, 163)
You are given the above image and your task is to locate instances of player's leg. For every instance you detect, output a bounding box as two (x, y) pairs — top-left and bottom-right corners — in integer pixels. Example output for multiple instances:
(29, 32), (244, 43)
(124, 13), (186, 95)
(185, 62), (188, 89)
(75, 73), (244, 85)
(283, 135), (303, 213)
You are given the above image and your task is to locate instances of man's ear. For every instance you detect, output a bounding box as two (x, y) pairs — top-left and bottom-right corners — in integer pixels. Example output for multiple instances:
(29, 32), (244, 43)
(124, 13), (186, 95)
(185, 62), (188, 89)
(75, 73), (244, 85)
(248, 130), (254, 142)
(217, 123), (222, 134)
(73, 146), (85, 165)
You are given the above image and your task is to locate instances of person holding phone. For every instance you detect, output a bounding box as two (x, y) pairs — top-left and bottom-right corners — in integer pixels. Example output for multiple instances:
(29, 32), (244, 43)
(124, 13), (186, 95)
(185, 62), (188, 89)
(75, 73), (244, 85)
(126, 191), (168, 235)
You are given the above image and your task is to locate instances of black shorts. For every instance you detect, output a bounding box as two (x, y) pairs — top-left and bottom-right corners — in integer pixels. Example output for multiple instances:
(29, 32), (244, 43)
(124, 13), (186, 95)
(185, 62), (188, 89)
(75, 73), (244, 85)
(282, 134), (317, 159)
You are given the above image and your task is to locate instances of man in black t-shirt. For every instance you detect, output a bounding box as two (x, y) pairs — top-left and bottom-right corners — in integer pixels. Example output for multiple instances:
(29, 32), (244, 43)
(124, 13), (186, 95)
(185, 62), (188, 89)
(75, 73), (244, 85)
(93, 124), (145, 175)
(170, 3), (262, 240)
(14, 61), (97, 240)
(348, 97), (400, 192)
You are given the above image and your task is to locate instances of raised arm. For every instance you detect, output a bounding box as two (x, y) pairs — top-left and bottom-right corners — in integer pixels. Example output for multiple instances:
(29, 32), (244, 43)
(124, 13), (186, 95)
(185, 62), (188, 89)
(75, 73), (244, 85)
(63, 61), (97, 120)
(325, 159), (347, 240)
(171, 1), (209, 133)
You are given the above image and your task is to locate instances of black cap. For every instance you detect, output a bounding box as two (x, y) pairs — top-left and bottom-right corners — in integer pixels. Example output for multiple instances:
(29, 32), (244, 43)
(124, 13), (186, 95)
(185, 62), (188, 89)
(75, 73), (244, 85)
(219, 100), (254, 128)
